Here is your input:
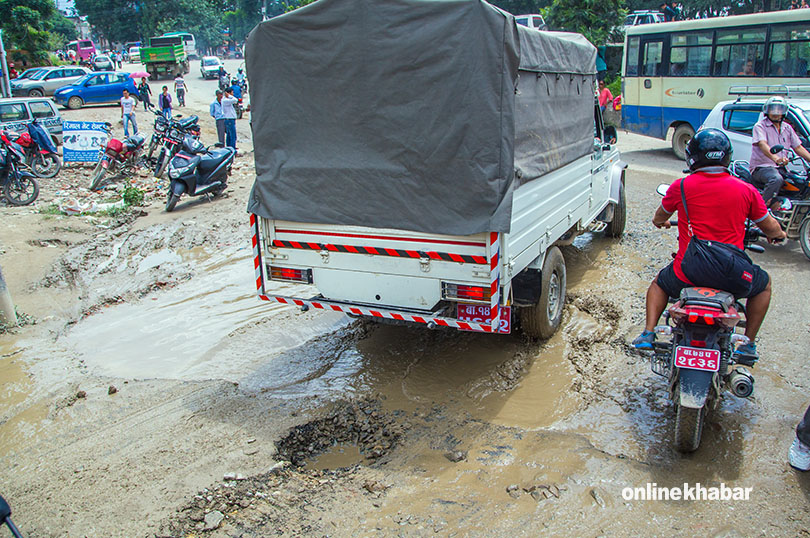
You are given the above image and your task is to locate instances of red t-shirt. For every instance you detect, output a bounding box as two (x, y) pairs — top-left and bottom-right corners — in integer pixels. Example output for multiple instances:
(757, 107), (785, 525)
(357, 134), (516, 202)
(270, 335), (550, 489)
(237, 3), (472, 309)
(661, 171), (768, 283)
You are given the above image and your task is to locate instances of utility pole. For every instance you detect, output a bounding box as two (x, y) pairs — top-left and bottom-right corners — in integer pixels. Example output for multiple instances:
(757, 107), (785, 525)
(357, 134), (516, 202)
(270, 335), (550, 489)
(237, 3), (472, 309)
(0, 264), (17, 328)
(0, 30), (12, 98)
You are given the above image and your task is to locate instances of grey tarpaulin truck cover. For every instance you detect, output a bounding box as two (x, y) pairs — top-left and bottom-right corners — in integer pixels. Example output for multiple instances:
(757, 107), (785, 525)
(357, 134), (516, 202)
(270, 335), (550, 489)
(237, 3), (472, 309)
(245, 0), (597, 236)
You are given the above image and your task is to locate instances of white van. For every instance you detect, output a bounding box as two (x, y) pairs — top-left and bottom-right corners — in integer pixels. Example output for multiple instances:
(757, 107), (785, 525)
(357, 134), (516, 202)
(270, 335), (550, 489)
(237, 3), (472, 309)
(515, 13), (547, 30)
(0, 97), (63, 145)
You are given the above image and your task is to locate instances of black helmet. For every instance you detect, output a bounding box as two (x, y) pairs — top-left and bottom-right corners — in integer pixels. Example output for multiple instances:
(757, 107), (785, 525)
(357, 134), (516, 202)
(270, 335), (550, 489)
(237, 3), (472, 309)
(685, 128), (732, 171)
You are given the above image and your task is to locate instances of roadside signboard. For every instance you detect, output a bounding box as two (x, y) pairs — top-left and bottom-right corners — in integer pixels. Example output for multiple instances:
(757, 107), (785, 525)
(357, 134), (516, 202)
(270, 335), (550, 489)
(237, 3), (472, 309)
(62, 121), (108, 163)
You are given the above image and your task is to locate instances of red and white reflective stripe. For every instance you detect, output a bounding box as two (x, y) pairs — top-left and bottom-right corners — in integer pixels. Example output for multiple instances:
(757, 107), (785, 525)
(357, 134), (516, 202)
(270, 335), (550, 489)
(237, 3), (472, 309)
(250, 214), (264, 294)
(489, 232), (500, 332)
(258, 294), (498, 333)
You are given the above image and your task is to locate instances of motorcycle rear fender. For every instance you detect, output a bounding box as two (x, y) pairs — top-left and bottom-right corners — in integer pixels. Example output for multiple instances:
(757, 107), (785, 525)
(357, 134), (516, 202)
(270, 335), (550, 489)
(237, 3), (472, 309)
(677, 369), (714, 409)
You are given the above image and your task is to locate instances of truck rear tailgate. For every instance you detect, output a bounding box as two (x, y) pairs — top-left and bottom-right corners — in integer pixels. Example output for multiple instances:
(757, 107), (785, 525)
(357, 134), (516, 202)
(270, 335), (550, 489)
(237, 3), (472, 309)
(258, 219), (493, 313)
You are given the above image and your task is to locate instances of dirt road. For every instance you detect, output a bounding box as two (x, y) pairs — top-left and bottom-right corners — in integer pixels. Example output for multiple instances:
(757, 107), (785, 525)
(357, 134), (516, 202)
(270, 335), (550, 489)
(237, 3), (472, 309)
(1, 79), (809, 537)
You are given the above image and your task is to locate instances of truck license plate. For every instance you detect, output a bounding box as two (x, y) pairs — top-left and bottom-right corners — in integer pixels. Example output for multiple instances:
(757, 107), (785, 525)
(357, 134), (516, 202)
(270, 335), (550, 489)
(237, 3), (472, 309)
(457, 304), (511, 334)
(674, 346), (720, 372)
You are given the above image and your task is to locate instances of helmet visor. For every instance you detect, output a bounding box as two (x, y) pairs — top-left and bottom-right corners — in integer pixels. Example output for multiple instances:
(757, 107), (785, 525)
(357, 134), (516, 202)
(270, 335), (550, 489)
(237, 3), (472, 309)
(766, 102), (788, 116)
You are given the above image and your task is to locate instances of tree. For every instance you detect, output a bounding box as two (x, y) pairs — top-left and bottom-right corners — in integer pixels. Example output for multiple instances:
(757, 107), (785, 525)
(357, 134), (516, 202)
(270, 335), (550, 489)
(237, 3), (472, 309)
(0, 0), (56, 62)
(546, 0), (625, 46)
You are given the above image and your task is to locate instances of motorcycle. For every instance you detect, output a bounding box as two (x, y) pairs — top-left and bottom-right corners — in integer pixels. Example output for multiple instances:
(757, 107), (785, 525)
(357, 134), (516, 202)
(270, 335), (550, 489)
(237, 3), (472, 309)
(152, 114), (201, 179)
(165, 138), (235, 212)
(0, 130), (39, 205)
(0, 494), (22, 538)
(11, 119), (61, 178)
(729, 145), (810, 260)
(88, 123), (146, 191)
(646, 183), (766, 452)
(145, 107), (170, 163)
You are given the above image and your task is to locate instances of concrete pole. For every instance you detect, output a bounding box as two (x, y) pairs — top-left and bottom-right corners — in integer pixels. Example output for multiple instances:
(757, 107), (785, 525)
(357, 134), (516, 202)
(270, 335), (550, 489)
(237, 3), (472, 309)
(0, 264), (18, 328)
(0, 30), (12, 98)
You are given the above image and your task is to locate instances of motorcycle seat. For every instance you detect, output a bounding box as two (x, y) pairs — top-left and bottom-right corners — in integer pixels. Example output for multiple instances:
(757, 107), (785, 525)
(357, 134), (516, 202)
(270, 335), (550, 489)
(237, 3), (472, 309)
(679, 287), (735, 312)
(198, 148), (234, 174)
(125, 134), (145, 148)
(177, 116), (199, 129)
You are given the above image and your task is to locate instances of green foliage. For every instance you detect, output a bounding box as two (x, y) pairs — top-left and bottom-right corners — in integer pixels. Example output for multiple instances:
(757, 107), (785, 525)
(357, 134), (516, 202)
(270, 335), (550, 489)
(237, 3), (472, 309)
(0, 0), (56, 63)
(607, 77), (621, 97)
(122, 186), (145, 207)
(285, 0), (317, 12)
(547, 0), (626, 46)
(48, 12), (78, 45)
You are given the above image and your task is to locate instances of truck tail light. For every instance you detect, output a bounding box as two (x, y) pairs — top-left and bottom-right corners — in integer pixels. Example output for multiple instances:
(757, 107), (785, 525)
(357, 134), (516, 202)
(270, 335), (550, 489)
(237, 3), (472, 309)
(442, 282), (491, 304)
(269, 266), (312, 284)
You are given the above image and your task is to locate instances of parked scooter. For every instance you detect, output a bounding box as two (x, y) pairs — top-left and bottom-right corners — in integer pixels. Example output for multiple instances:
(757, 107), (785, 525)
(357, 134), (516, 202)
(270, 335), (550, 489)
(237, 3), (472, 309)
(730, 145), (810, 260)
(0, 130), (39, 205)
(645, 183), (766, 452)
(89, 122), (146, 191)
(165, 137), (235, 212)
(152, 114), (201, 179)
(11, 119), (61, 178)
(0, 494), (23, 538)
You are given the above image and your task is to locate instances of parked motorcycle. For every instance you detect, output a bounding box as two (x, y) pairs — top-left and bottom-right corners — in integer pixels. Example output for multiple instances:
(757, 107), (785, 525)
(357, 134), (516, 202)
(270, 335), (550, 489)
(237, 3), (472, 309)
(646, 184), (766, 452)
(152, 114), (201, 179)
(730, 145), (810, 260)
(165, 138), (235, 212)
(89, 123), (146, 191)
(145, 107), (170, 163)
(11, 119), (61, 178)
(0, 130), (39, 205)
(0, 493), (22, 538)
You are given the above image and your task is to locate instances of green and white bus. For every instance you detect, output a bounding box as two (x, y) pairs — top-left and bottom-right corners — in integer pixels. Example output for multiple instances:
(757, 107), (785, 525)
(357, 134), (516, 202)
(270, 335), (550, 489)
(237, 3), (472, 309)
(622, 10), (810, 158)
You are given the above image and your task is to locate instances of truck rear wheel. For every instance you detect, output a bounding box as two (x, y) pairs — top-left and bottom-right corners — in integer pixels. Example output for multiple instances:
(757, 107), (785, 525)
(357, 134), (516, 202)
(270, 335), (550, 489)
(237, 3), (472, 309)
(672, 124), (694, 161)
(604, 176), (626, 238)
(519, 246), (566, 339)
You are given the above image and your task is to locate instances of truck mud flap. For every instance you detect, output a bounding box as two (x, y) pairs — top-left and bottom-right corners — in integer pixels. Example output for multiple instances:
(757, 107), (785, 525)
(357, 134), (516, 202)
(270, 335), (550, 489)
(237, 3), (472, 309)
(678, 369), (713, 409)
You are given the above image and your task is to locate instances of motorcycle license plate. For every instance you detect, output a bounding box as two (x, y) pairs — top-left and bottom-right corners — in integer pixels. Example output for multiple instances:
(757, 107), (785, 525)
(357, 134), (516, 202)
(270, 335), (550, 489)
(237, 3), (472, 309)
(674, 346), (720, 372)
(457, 304), (511, 334)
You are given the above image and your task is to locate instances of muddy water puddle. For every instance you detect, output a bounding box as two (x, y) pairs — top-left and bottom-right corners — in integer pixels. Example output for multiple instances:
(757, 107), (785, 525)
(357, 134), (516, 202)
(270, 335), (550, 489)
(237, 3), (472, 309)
(0, 339), (51, 457)
(304, 442), (365, 471)
(64, 247), (345, 381)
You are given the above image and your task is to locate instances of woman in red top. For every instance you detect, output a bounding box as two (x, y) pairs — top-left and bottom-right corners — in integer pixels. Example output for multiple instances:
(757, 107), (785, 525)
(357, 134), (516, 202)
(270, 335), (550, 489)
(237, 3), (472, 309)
(598, 80), (613, 112)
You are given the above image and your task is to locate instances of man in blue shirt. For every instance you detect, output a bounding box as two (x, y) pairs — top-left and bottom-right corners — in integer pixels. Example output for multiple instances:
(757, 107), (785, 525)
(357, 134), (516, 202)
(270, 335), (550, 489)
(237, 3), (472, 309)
(209, 90), (225, 145)
(230, 81), (242, 99)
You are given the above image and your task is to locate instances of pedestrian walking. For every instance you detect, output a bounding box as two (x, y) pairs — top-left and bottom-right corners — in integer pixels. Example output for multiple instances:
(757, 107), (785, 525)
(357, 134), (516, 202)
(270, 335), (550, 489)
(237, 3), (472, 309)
(158, 86), (172, 119)
(174, 73), (188, 107)
(221, 88), (238, 150)
(120, 89), (138, 137)
(116, 51), (123, 69)
(210, 90), (226, 145)
(138, 77), (152, 111)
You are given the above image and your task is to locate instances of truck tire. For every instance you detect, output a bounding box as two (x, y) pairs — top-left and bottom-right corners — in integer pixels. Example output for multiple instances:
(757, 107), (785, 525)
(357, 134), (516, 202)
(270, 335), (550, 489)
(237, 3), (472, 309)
(672, 124), (694, 161)
(604, 177), (626, 238)
(519, 246), (566, 339)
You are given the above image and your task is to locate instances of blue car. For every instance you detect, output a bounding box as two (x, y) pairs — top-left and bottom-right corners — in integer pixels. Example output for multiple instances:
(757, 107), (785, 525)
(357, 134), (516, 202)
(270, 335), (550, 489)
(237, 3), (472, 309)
(53, 72), (139, 110)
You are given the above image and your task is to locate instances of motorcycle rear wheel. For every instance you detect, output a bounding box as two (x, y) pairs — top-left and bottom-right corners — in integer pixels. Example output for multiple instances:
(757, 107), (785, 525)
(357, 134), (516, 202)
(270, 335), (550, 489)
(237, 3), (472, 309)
(89, 160), (107, 191)
(146, 138), (158, 161)
(675, 401), (705, 453)
(32, 153), (61, 178)
(799, 217), (810, 261)
(4, 174), (40, 206)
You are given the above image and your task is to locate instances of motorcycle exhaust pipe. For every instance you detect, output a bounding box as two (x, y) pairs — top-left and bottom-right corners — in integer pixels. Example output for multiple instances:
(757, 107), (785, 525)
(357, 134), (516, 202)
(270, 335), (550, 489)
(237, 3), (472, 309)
(729, 367), (755, 398)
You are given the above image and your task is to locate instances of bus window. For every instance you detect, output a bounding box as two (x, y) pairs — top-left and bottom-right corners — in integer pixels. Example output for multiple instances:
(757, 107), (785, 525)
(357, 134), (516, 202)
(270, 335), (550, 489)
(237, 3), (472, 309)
(714, 27), (765, 76)
(768, 23), (810, 77)
(669, 31), (712, 76)
(626, 37), (640, 76)
(642, 40), (664, 77)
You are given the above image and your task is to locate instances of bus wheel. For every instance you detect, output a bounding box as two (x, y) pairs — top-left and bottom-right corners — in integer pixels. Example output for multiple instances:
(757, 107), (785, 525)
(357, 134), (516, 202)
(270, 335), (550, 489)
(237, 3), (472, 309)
(672, 124), (694, 161)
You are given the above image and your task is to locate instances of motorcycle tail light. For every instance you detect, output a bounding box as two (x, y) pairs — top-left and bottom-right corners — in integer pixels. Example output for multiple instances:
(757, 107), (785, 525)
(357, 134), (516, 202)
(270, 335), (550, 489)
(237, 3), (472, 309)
(690, 340), (707, 347)
(668, 303), (741, 329)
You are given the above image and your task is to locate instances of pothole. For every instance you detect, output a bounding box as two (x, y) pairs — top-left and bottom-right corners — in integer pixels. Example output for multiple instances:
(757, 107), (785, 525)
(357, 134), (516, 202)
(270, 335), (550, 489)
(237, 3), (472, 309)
(275, 399), (403, 468)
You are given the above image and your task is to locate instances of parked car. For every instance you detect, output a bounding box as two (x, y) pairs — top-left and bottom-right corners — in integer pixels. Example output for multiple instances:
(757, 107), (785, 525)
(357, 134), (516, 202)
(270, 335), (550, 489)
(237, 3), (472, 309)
(12, 67), (46, 81)
(129, 46), (140, 63)
(0, 97), (63, 146)
(700, 96), (810, 163)
(92, 54), (115, 71)
(515, 13), (547, 31)
(200, 56), (222, 79)
(52, 72), (138, 110)
(624, 10), (665, 26)
(9, 66), (91, 97)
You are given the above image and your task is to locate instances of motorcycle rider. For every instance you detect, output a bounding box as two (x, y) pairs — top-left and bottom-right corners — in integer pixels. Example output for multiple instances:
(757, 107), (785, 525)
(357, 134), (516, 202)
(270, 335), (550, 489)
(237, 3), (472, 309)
(633, 129), (787, 359)
(750, 96), (810, 209)
(235, 68), (246, 86)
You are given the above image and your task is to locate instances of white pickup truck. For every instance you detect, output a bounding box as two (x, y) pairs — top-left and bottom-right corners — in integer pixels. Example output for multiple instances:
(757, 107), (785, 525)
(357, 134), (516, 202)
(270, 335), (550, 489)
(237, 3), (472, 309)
(245, 0), (627, 338)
